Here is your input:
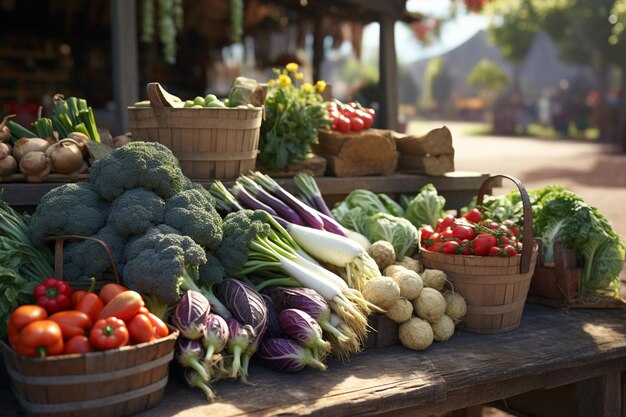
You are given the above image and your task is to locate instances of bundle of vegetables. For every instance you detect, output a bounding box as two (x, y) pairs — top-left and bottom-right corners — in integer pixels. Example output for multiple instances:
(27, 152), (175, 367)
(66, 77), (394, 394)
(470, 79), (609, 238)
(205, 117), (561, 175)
(7, 279), (170, 357)
(461, 185), (625, 298)
(0, 190), (54, 338)
(211, 172), (381, 292)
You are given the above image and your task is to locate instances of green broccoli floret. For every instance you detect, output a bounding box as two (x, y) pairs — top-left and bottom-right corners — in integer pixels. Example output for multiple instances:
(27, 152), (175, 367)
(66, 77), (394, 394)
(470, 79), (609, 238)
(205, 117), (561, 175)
(28, 182), (110, 246)
(163, 188), (223, 250)
(108, 188), (166, 237)
(198, 254), (226, 286)
(62, 226), (127, 282)
(90, 141), (186, 201)
(122, 226), (207, 318)
(215, 209), (271, 277)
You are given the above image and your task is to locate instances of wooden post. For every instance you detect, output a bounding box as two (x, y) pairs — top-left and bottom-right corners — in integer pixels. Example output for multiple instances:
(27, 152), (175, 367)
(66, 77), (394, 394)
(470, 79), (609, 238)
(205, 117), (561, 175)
(312, 16), (325, 86)
(111, 0), (139, 135)
(379, 15), (398, 131)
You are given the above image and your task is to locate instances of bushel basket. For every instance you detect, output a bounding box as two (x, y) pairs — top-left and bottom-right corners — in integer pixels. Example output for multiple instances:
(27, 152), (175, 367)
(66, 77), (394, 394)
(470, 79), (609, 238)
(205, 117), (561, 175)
(128, 82), (263, 180)
(420, 174), (538, 334)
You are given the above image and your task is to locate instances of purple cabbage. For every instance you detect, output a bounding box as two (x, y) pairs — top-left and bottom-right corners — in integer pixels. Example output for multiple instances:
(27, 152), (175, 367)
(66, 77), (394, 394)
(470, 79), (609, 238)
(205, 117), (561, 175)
(226, 317), (253, 380)
(203, 313), (229, 363)
(175, 338), (209, 382)
(172, 290), (210, 340)
(278, 308), (330, 354)
(264, 286), (348, 343)
(257, 337), (327, 373)
(261, 293), (283, 338)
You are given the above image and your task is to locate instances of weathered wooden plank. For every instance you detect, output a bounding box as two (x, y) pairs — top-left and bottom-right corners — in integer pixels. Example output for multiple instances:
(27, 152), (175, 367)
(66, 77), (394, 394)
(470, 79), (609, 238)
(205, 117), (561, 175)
(136, 345), (445, 417)
(575, 372), (621, 417)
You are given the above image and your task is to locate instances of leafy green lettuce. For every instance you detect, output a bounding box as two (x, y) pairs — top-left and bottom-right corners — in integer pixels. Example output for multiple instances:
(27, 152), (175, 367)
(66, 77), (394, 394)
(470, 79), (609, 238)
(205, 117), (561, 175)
(403, 184), (446, 229)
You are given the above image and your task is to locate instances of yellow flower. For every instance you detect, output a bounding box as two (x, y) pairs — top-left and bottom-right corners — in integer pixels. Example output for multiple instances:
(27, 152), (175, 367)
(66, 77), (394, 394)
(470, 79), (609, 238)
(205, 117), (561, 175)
(278, 103), (284, 111)
(286, 62), (299, 73)
(301, 83), (314, 93)
(278, 74), (292, 88)
(315, 80), (327, 94)
(267, 79), (276, 87)
(294, 72), (304, 80)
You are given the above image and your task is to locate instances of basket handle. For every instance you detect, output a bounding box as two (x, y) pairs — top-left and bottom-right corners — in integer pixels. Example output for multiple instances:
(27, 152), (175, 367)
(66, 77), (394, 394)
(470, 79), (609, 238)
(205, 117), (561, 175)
(54, 235), (121, 283)
(146, 82), (172, 127)
(476, 174), (533, 274)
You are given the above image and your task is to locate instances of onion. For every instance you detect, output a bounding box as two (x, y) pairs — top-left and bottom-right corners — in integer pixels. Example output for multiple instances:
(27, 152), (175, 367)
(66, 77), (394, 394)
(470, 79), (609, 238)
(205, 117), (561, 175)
(66, 132), (90, 154)
(13, 137), (50, 161)
(47, 138), (84, 174)
(0, 142), (11, 159)
(19, 151), (51, 182)
(0, 114), (15, 143)
(0, 154), (17, 176)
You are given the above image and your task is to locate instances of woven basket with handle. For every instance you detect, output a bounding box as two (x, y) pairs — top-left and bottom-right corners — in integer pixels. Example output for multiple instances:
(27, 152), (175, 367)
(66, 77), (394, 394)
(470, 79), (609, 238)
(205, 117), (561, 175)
(420, 174), (539, 334)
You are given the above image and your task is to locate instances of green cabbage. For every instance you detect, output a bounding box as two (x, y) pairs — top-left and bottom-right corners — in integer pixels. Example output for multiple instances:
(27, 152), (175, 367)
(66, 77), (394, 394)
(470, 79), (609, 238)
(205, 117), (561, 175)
(366, 213), (418, 260)
(403, 184), (446, 229)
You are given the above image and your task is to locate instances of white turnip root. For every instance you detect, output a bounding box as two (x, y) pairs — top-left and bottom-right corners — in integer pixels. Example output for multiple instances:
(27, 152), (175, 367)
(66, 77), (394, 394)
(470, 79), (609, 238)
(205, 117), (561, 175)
(399, 317), (433, 351)
(19, 151), (51, 182)
(13, 137), (50, 161)
(367, 240), (396, 271)
(431, 314), (455, 342)
(385, 297), (413, 323)
(443, 291), (467, 324)
(383, 264), (406, 278)
(47, 139), (84, 174)
(395, 256), (421, 273)
(0, 154), (17, 176)
(361, 276), (401, 309)
(413, 287), (446, 323)
(421, 269), (447, 291)
(391, 269), (424, 300)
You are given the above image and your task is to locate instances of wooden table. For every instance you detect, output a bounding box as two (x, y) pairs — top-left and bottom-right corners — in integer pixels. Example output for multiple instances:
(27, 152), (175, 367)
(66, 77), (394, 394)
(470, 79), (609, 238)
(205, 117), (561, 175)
(1, 305), (624, 417)
(0, 171), (498, 211)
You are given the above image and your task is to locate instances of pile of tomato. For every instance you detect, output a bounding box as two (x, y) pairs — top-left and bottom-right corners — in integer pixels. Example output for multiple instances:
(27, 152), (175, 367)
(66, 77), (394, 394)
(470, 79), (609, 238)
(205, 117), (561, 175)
(327, 99), (375, 133)
(7, 277), (168, 358)
(419, 208), (523, 257)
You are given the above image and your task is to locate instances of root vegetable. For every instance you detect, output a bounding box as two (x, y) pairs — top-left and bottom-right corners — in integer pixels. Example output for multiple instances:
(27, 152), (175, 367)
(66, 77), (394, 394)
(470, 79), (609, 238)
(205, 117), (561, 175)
(413, 287), (446, 323)
(367, 240), (396, 271)
(0, 154), (17, 176)
(383, 264), (406, 277)
(0, 114), (15, 142)
(396, 256), (421, 273)
(0, 142), (11, 159)
(67, 132), (90, 154)
(421, 269), (447, 290)
(399, 317), (433, 351)
(48, 139), (84, 174)
(12, 137), (50, 161)
(19, 151), (51, 182)
(391, 269), (423, 300)
(443, 291), (467, 324)
(361, 276), (401, 309)
(385, 297), (413, 323)
(431, 314), (455, 342)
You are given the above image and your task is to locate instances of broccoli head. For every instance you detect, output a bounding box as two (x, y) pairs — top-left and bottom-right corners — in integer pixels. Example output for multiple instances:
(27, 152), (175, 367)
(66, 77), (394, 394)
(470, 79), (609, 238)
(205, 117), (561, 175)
(215, 209), (271, 276)
(198, 254), (226, 287)
(108, 188), (166, 237)
(28, 182), (110, 246)
(163, 188), (223, 250)
(62, 226), (127, 282)
(90, 141), (186, 201)
(122, 226), (207, 317)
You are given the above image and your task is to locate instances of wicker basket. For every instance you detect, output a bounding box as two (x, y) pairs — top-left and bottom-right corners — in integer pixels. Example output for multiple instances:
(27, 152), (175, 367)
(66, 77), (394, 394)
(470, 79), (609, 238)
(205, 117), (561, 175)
(128, 82), (263, 180)
(420, 174), (538, 334)
(1, 327), (178, 417)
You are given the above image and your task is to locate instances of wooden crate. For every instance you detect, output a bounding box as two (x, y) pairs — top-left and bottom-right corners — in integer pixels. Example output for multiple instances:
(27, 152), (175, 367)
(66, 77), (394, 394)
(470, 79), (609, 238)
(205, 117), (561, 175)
(313, 128), (398, 177)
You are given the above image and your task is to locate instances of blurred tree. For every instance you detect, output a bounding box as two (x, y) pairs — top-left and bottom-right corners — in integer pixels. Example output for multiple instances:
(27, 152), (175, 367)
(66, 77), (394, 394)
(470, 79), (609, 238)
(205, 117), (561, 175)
(422, 57), (453, 116)
(485, 0), (626, 148)
(467, 59), (509, 107)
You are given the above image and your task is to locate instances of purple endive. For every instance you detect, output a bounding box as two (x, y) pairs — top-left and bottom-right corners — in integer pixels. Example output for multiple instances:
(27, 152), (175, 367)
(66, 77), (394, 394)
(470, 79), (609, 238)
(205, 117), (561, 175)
(261, 293), (283, 338)
(278, 308), (330, 354)
(175, 338), (209, 383)
(203, 313), (229, 363)
(172, 290), (210, 340)
(225, 317), (253, 380)
(257, 337), (327, 373)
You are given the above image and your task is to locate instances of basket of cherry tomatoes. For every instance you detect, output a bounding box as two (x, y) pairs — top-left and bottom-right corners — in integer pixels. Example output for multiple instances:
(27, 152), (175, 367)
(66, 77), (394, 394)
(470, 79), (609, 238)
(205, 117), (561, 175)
(327, 99), (375, 133)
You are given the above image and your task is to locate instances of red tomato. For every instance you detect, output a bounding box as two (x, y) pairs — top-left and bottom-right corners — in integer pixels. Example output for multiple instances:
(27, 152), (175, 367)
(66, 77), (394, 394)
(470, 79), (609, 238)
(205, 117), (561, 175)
(420, 225), (434, 242)
(471, 233), (497, 256)
(488, 246), (502, 256)
(350, 116), (365, 132)
(364, 107), (375, 117)
(425, 243), (440, 252)
(460, 242), (473, 255)
(127, 313), (156, 344)
(335, 115), (351, 133)
(441, 241), (460, 254)
(436, 214), (456, 233)
(441, 228), (454, 239)
(356, 110), (373, 128)
(452, 225), (476, 241)
(503, 244), (518, 256)
(63, 335), (94, 355)
(481, 219), (500, 231)
(503, 220), (520, 237)
(462, 208), (482, 224)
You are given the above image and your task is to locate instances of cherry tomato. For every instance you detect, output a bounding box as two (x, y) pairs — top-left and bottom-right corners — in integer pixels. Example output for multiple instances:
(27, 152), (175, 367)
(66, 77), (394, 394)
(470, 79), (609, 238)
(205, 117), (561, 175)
(503, 220), (520, 237)
(335, 115), (351, 133)
(441, 240), (460, 254)
(356, 110), (373, 128)
(441, 228), (454, 239)
(462, 208), (482, 224)
(437, 214), (456, 233)
(420, 225), (434, 242)
(452, 225), (476, 241)
(350, 116), (365, 132)
(471, 233), (498, 256)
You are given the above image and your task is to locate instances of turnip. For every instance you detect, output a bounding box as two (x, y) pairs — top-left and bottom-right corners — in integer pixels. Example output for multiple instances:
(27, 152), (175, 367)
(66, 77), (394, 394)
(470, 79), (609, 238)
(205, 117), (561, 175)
(413, 287), (446, 323)
(399, 317), (433, 351)
(395, 256), (421, 273)
(361, 276), (401, 309)
(12, 137), (50, 161)
(421, 268), (447, 291)
(391, 269), (423, 300)
(0, 142), (11, 159)
(19, 151), (51, 182)
(367, 240), (396, 271)
(384, 297), (413, 323)
(443, 290), (467, 324)
(383, 264), (406, 278)
(431, 314), (455, 342)
(47, 139), (84, 174)
(0, 154), (17, 177)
